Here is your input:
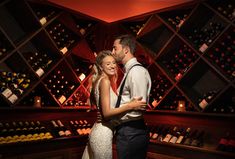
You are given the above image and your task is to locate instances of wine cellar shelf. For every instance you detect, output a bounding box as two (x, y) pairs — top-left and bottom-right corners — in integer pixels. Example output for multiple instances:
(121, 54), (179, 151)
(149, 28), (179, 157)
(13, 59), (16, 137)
(0, 109), (96, 159)
(0, 0), (234, 158)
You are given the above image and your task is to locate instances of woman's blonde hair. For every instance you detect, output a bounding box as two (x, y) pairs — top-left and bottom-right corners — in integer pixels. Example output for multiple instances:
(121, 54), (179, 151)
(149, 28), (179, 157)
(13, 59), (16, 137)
(89, 50), (118, 107)
(92, 50), (113, 82)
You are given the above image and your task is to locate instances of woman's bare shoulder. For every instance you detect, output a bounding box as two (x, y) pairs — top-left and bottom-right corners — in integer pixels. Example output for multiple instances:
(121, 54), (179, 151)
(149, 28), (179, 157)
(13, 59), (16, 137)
(99, 76), (110, 88)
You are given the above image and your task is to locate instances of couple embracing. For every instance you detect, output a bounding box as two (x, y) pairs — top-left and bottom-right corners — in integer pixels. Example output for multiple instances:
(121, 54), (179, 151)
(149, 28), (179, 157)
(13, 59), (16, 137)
(82, 34), (152, 159)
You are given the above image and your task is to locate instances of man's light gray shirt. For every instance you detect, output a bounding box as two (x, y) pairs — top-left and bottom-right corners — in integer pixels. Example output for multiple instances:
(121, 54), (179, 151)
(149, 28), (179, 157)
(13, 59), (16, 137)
(118, 57), (151, 122)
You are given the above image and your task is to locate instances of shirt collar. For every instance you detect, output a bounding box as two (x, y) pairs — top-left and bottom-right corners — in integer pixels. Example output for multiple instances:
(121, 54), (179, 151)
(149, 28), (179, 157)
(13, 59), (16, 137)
(124, 57), (138, 72)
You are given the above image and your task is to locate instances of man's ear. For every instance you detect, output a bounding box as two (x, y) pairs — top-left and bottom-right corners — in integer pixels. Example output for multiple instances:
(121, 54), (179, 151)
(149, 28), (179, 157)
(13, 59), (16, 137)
(123, 46), (130, 54)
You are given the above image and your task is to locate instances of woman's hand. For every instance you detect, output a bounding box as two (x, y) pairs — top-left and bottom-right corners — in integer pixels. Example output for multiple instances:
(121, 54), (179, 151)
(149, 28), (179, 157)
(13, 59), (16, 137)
(128, 96), (147, 111)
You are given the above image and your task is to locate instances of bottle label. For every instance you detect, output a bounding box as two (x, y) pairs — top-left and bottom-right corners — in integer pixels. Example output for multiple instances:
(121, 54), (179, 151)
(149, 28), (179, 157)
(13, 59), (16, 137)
(60, 47), (68, 54)
(87, 128), (91, 134)
(151, 133), (158, 139)
(40, 17), (47, 25)
(82, 128), (87, 134)
(175, 73), (183, 81)
(65, 130), (72, 136)
(79, 73), (86, 81)
(58, 95), (66, 104)
(36, 67), (45, 77)
(151, 99), (158, 108)
(199, 43), (208, 53)
(163, 134), (172, 142)
(169, 136), (178, 143)
(176, 136), (184, 144)
(77, 129), (83, 135)
(199, 99), (208, 109)
(2, 88), (12, 98)
(8, 94), (18, 104)
(58, 130), (65, 136)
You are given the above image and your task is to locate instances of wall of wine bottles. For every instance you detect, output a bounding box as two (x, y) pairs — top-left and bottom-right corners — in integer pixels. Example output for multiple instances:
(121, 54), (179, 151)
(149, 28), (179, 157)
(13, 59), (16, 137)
(0, 0), (233, 111)
(0, 0), (234, 158)
(119, 0), (235, 115)
(0, 0), (97, 108)
(133, 1), (235, 114)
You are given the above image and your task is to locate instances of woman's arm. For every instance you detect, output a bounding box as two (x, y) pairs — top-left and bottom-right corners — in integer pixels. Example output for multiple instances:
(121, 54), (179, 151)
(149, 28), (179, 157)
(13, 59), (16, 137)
(99, 77), (146, 120)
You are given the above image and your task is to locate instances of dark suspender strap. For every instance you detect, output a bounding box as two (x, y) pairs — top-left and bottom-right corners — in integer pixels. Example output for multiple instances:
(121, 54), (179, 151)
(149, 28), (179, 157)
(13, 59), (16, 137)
(115, 64), (143, 108)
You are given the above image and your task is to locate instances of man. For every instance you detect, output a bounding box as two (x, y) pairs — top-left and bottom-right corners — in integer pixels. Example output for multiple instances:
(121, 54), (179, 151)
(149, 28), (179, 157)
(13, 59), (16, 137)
(112, 34), (152, 159)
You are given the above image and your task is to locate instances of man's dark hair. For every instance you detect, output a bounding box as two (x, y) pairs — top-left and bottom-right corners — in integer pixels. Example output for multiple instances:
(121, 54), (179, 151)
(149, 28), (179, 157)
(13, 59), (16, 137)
(115, 34), (136, 54)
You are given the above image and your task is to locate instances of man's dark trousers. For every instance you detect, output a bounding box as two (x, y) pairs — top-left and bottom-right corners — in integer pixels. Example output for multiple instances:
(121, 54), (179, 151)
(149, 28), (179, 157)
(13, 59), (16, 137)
(116, 119), (149, 159)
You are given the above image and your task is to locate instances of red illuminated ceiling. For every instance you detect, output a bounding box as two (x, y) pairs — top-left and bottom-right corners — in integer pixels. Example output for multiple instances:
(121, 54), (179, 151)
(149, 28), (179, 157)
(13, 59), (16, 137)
(47, 0), (194, 23)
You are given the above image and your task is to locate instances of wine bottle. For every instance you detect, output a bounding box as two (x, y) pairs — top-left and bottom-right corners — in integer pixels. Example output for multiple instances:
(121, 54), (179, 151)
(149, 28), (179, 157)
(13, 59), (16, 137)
(218, 4), (235, 20)
(27, 52), (39, 66)
(11, 122), (20, 137)
(7, 92), (18, 104)
(69, 120), (78, 135)
(198, 90), (217, 109)
(175, 63), (192, 81)
(151, 125), (163, 141)
(36, 59), (52, 77)
(75, 120), (84, 135)
(57, 120), (72, 136)
(83, 120), (91, 134)
(183, 129), (198, 145)
(191, 130), (205, 147)
(176, 127), (191, 144)
(1, 122), (8, 139)
(6, 122), (14, 138)
(163, 126), (177, 142)
(39, 11), (55, 25)
(227, 135), (235, 152)
(155, 126), (167, 142)
(168, 18), (177, 26)
(51, 120), (65, 137)
(27, 121), (36, 137)
(79, 120), (87, 135)
(17, 121), (26, 138)
(217, 132), (230, 151)
(169, 127), (181, 143)
(37, 121), (53, 139)
(23, 121), (33, 137)
(0, 82), (12, 98)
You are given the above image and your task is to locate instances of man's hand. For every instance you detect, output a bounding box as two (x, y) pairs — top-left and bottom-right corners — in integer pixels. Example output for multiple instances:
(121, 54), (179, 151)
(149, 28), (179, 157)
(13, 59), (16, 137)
(130, 96), (147, 111)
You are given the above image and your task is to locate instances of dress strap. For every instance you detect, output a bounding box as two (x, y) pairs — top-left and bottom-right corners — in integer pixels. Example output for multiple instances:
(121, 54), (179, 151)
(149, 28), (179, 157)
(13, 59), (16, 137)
(95, 77), (105, 109)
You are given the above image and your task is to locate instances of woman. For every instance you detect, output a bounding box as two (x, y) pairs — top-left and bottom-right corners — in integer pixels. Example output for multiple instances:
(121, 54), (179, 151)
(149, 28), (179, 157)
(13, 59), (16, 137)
(82, 50), (146, 159)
